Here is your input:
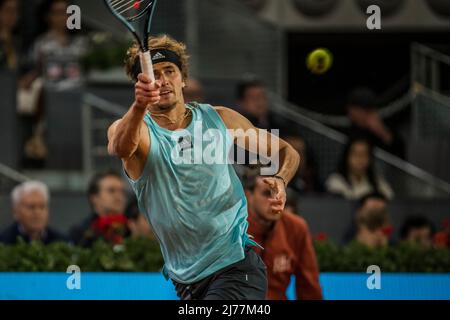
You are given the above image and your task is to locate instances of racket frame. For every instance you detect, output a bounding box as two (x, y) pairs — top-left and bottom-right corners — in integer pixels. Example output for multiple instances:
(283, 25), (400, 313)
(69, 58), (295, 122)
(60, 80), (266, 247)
(103, 0), (158, 81)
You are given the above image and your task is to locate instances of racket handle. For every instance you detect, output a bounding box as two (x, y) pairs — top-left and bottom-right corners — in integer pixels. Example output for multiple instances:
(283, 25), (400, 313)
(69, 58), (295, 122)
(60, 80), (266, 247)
(140, 51), (155, 83)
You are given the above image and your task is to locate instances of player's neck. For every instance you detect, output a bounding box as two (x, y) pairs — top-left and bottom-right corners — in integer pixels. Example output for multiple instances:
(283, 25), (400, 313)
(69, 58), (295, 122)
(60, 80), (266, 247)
(150, 101), (192, 130)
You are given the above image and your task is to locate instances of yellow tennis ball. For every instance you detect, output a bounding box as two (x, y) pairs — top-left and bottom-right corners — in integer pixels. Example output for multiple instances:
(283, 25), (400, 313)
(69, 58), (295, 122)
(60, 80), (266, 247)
(306, 48), (333, 75)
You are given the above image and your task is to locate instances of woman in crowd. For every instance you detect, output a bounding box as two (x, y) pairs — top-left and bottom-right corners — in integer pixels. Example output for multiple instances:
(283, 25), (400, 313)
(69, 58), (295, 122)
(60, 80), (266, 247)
(325, 137), (394, 200)
(31, 0), (87, 84)
(19, 0), (87, 167)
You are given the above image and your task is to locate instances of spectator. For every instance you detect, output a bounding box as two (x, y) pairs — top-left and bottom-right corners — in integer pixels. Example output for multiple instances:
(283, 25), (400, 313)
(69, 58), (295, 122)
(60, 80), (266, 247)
(345, 87), (405, 158)
(0, 0), (47, 169)
(244, 168), (322, 300)
(31, 0), (87, 86)
(18, 0), (88, 168)
(124, 197), (155, 239)
(0, 0), (20, 71)
(236, 78), (280, 130)
(234, 78), (286, 167)
(183, 78), (205, 103)
(354, 193), (392, 248)
(0, 180), (67, 244)
(433, 219), (450, 248)
(284, 135), (322, 194)
(400, 215), (435, 248)
(70, 170), (127, 246)
(325, 137), (394, 200)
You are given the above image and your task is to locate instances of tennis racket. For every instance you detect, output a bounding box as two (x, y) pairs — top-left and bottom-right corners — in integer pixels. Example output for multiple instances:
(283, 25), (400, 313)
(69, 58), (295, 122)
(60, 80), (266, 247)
(103, 0), (159, 82)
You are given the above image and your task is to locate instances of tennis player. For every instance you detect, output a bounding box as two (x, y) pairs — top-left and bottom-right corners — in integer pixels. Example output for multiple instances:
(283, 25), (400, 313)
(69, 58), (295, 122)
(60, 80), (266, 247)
(107, 35), (300, 300)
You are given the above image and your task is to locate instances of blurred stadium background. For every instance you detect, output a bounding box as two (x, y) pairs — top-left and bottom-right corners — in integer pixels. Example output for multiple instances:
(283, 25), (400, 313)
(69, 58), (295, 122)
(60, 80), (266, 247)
(1, 0), (449, 238)
(0, 0), (450, 299)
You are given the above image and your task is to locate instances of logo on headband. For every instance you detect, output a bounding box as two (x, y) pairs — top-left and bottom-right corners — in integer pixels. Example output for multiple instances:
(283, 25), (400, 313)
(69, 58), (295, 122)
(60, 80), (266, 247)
(149, 49), (183, 72)
(152, 52), (166, 61)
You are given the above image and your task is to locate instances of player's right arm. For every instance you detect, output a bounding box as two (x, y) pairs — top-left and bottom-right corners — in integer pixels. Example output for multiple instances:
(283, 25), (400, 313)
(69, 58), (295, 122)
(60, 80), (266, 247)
(107, 74), (160, 179)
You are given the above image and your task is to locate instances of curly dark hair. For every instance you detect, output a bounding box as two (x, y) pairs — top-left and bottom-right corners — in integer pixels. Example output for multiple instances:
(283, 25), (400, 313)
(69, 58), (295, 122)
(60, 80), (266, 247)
(125, 34), (190, 83)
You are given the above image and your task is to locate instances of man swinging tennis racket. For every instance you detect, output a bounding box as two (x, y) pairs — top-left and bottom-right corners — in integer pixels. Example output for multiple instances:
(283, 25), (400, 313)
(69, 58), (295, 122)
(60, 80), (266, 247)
(107, 35), (300, 300)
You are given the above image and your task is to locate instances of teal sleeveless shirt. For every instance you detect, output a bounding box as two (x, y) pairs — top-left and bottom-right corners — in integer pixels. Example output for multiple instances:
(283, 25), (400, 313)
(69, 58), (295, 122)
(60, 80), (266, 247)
(125, 103), (258, 284)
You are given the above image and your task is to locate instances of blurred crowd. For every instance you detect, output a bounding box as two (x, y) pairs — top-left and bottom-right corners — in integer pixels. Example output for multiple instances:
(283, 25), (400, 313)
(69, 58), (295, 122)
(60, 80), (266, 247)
(1, 0), (87, 168)
(1, 168), (448, 299)
(3, 170), (440, 250)
(229, 78), (398, 200)
(0, 74), (447, 297)
(1, 0), (448, 301)
(0, 172), (155, 246)
(2, 0), (404, 198)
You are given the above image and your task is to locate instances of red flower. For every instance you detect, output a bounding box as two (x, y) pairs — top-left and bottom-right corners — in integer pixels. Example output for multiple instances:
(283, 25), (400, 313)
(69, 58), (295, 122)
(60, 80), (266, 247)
(434, 232), (449, 247)
(112, 235), (124, 244)
(381, 225), (393, 237)
(315, 233), (328, 242)
(94, 215), (127, 230)
(92, 214), (128, 244)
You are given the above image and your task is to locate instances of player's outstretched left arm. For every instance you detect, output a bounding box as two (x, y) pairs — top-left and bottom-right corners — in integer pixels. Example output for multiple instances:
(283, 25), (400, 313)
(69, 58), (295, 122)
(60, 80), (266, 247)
(215, 106), (301, 214)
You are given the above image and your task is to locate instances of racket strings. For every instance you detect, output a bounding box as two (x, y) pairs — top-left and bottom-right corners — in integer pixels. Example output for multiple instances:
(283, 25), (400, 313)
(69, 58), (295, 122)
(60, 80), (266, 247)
(104, 0), (158, 51)
(109, 0), (150, 17)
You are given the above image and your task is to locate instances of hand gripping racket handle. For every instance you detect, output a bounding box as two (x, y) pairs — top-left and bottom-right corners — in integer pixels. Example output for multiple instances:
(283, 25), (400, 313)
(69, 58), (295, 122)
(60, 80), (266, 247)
(140, 51), (155, 83)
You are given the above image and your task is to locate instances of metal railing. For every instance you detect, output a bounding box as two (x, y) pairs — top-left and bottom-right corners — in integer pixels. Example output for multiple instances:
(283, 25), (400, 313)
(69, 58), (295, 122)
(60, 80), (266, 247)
(82, 93), (125, 178)
(0, 163), (29, 183)
(270, 93), (450, 198)
(274, 88), (414, 128)
(409, 43), (450, 184)
(80, 90), (450, 198)
(411, 42), (450, 94)
(0, 163), (30, 193)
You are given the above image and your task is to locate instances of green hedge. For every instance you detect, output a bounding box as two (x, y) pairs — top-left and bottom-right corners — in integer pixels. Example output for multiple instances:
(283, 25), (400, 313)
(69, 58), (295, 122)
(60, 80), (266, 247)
(0, 238), (164, 272)
(314, 241), (450, 273)
(0, 239), (449, 272)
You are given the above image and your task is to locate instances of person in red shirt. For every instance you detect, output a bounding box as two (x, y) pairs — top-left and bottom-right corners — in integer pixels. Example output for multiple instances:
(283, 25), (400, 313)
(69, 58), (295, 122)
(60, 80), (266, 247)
(243, 170), (323, 300)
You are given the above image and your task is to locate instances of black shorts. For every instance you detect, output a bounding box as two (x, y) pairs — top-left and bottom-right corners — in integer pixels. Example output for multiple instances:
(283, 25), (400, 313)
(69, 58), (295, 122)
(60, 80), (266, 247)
(172, 246), (267, 300)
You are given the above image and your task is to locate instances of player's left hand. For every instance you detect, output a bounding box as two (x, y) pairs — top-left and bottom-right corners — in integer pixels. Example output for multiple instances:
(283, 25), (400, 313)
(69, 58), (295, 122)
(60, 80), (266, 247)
(262, 177), (287, 215)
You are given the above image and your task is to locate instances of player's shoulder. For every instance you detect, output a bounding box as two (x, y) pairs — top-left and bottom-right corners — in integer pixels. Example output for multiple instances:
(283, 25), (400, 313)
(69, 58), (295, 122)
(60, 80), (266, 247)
(187, 102), (222, 114)
(210, 105), (232, 121)
(108, 117), (148, 130)
(107, 119), (122, 136)
(107, 118), (148, 140)
(213, 105), (232, 114)
(210, 106), (252, 130)
(213, 106), (243, 120)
